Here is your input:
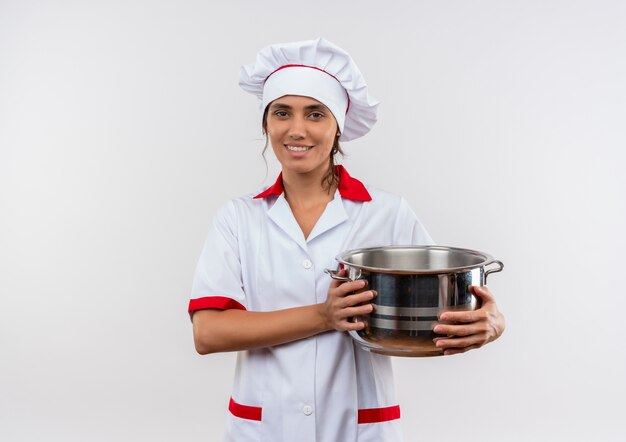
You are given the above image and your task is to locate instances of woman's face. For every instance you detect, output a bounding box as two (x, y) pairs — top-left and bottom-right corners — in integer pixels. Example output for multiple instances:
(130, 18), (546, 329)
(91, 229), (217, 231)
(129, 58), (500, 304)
(265, 95), (338, 178)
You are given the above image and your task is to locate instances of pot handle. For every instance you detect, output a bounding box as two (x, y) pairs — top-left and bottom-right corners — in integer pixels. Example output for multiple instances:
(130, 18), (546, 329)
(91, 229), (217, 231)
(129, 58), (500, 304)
(484, 260), (504, 283)
(324, 268), (352, 282)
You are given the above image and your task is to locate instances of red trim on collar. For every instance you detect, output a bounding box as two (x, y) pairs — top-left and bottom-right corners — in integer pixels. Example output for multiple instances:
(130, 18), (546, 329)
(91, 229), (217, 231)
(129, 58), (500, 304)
(253, 166), (371, 202)
(254, 174), (284, 199)
(336, 166), (372, 201)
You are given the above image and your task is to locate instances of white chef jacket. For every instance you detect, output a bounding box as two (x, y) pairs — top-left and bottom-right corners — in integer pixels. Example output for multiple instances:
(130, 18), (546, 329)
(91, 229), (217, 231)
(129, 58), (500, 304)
(189, 166), (434, 442)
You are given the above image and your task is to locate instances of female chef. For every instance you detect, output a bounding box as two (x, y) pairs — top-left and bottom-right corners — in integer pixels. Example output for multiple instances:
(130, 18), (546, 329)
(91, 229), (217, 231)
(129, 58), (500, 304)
(188, 38), (505, 442)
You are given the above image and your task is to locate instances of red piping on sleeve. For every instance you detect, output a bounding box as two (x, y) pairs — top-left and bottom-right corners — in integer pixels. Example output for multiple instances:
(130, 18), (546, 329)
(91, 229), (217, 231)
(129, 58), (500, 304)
(188, 296), (246, 312)
(358, 405), (401, 424)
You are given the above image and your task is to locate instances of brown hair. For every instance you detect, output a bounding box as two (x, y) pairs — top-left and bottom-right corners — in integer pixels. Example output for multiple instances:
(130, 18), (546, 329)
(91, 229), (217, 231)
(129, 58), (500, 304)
(262, 107), (344, 193)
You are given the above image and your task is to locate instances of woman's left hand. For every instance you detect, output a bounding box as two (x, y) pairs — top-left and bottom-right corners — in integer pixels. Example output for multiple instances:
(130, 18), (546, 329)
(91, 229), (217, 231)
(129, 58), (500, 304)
(432, 286), (505, 356)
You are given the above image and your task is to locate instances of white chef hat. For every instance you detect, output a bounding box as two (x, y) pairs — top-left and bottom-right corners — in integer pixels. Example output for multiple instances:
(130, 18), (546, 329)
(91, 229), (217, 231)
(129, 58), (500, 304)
(239, 38), (379, 142)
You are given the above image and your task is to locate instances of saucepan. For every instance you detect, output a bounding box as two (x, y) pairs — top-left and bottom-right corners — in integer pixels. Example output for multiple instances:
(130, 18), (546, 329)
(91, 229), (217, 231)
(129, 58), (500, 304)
(325, 245), (503, 357)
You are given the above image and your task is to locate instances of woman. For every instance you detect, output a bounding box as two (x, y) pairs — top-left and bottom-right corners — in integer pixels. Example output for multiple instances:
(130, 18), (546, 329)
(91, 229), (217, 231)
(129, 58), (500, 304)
(188, 38), (505, 442)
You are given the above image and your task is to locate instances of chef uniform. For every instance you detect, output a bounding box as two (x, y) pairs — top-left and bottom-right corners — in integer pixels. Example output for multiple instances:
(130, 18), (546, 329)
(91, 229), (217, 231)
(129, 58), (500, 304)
(188, 38), (434, 442)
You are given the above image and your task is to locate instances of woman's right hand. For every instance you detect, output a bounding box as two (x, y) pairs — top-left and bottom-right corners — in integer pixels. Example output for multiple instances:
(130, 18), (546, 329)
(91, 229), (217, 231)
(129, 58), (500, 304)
(321, 269), (377, 332)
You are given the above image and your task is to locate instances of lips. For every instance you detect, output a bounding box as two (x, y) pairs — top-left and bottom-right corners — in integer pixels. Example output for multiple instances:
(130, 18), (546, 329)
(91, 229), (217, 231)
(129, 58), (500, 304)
(285, 145), (313, 152)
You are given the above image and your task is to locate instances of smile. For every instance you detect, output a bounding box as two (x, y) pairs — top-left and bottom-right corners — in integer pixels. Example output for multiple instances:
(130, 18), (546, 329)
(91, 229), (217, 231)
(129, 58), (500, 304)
(285, 145), (313, 152)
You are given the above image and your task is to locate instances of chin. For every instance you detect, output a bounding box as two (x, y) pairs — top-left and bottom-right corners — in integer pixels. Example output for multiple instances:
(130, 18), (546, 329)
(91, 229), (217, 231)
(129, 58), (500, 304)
(282, 161), (326, 175)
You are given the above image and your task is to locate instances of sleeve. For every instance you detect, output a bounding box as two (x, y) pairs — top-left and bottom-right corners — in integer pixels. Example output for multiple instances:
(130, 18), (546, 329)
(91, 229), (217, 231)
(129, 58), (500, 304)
(393, 197), (436, 246)
(187, 201), (247, 315)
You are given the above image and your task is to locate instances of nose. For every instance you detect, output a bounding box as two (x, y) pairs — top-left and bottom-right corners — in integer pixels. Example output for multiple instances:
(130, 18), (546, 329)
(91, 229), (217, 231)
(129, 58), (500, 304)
(287, 116), (306, 139)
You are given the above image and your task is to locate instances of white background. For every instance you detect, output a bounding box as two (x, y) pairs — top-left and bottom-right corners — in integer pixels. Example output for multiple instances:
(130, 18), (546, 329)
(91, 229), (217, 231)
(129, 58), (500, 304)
(1, 1), (625, 441)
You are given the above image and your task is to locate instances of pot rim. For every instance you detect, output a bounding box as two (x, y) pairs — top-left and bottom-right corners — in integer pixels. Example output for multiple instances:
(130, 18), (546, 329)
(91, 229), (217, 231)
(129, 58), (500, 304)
(335, 245), (499, 275)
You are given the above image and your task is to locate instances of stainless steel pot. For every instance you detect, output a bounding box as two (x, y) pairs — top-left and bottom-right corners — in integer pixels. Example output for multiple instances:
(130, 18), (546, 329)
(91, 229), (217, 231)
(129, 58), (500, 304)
(326, 246), (503, 357)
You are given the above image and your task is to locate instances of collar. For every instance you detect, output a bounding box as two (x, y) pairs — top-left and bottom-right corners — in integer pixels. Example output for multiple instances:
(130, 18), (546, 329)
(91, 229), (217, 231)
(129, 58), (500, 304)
(253, 165), (372, 201)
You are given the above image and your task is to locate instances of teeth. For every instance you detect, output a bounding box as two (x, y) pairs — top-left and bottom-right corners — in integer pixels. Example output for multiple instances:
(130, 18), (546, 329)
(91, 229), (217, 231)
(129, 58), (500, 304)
(286, 145), (312, 152)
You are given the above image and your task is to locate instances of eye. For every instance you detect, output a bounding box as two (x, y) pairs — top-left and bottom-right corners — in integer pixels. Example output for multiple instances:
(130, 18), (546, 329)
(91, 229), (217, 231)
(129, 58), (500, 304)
(308, 112), (325, 120)
(273, 110), (289, 118)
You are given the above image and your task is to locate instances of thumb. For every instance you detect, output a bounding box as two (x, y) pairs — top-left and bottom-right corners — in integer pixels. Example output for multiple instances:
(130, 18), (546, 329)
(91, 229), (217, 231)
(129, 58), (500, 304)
(470, 285), (496, 304)
(329, 268), (348, 289)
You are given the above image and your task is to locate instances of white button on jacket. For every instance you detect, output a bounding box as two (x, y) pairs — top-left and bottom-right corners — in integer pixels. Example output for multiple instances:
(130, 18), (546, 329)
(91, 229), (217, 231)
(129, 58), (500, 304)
(189, 166), (434, 442)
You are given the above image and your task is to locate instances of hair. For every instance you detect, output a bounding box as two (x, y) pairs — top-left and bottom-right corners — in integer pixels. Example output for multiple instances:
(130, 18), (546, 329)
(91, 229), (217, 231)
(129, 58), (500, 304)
(261, 107), (344, 193)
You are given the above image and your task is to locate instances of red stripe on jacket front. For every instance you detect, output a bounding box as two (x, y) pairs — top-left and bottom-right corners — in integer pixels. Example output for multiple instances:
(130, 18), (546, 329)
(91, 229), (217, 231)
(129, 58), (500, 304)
(188, 296), (246, 312)
(229, 397), (262, 421)
(226, 400), (398, 423)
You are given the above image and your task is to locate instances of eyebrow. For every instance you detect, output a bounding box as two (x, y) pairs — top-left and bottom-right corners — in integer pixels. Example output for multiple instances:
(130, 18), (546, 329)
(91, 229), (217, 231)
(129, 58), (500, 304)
(269, 102), (330, 112)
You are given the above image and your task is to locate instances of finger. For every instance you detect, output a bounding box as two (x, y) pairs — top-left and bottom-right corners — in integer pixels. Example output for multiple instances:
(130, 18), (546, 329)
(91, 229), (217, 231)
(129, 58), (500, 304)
(433, 322), (487, 337)
(434, 333), (488, 350)
(329, 268), (349, 289)
(339, 319), (367, 332)
(341, 303), (375, 319)
(334, 279), (368, 297)
(342, 290), (377, 307)
(439, 309), (483, 323)
(470, 285), (496, 304)
(443, 344), (481, 356)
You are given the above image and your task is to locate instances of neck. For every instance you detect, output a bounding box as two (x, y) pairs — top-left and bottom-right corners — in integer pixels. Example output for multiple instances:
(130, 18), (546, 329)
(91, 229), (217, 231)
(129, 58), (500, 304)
(282, 167), (336, 209)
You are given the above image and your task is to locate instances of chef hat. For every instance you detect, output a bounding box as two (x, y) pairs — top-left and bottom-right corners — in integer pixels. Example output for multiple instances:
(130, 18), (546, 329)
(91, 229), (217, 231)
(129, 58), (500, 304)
(239, 38), (379, 142)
